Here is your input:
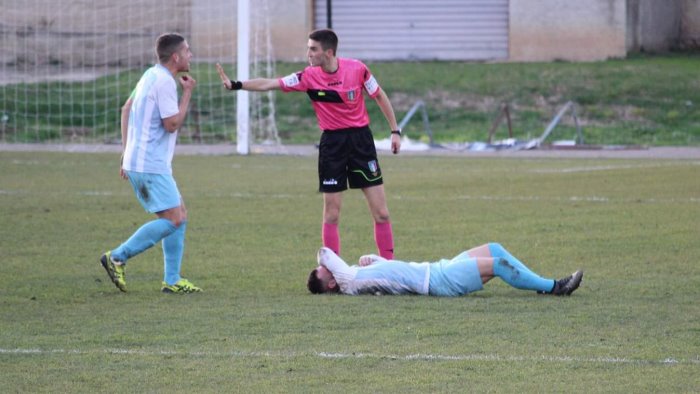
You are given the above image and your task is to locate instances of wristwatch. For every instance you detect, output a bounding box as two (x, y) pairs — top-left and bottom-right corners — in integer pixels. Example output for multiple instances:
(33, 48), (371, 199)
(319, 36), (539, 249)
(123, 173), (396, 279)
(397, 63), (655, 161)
(391, 129), (402, 136)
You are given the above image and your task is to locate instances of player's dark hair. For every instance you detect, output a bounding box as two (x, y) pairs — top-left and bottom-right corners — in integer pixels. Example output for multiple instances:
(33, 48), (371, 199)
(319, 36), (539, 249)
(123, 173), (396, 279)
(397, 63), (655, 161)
(309, 29), (338, 56)
(155, 33), (185, 63)
(307, 269), (326, 294)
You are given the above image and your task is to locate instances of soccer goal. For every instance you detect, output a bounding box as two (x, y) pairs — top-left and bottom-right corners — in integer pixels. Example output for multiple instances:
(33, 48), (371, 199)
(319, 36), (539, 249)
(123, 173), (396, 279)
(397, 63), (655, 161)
(0, 0), (280, 147)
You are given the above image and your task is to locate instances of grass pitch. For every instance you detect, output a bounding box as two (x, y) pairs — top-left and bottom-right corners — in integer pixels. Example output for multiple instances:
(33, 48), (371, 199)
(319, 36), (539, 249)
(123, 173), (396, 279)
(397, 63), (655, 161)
(0, 151), (698, 392)
(3, 54), (699, 146)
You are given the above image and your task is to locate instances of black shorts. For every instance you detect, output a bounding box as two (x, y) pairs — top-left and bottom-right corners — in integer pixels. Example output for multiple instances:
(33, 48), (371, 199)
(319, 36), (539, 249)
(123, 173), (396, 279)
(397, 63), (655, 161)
(318, 126), (383, 193)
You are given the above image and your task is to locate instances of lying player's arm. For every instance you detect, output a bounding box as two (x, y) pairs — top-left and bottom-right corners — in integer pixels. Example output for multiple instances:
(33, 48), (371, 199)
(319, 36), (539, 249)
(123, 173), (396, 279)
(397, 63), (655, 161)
(358, 254), (386, 266)
(318, 247), (360, 287)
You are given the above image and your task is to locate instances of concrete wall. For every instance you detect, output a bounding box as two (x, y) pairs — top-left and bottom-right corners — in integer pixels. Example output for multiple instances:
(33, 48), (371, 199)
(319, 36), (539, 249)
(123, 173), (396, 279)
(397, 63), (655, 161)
(0, 0), (191, 67)
(1, 0), (695, 69)
(680, 0), (700, 49)
(191, 0), (311, 63)
(626, 0), (682, 52)
(0, 0), (311, 69)
(509, 0), (627, 62)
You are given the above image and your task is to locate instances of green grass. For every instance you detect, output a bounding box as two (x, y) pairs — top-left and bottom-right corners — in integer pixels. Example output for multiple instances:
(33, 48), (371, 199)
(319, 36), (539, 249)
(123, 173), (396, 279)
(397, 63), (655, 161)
(1, 53), (699, 145)
(1, 151), (699, 392)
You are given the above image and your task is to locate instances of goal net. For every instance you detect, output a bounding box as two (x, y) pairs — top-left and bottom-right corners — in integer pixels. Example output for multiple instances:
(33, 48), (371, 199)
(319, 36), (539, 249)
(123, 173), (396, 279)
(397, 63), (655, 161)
(0, 0), (279, 145)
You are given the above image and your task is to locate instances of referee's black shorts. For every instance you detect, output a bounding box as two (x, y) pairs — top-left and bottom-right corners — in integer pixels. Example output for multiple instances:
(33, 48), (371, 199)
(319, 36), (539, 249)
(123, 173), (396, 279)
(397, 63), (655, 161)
(318, 126), (383, 193)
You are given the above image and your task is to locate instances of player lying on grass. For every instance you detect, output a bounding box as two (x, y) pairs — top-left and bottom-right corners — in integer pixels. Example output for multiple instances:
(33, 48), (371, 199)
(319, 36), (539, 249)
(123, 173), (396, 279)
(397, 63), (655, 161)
(308, 243), (583, 296)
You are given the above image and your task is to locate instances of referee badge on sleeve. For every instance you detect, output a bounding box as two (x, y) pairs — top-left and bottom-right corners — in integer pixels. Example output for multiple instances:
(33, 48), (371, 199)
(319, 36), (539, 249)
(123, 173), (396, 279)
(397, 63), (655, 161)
(364, 75), (379, 95)
(282, 72), (301, 87)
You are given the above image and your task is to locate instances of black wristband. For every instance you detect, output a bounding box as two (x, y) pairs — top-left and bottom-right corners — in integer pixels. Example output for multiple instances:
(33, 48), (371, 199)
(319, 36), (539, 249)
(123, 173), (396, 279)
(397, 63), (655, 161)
(391, 129), (402, 136)
(228, 80), (243, 90)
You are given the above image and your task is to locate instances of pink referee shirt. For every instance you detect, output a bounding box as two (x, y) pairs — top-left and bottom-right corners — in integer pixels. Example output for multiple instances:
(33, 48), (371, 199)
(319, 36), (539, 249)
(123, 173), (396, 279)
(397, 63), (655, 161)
(278, 58), (381, 131)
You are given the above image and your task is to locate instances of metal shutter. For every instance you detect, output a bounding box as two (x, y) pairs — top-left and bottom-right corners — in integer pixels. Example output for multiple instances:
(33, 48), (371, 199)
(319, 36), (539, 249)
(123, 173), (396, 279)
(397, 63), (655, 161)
(313, 0), (509, 60)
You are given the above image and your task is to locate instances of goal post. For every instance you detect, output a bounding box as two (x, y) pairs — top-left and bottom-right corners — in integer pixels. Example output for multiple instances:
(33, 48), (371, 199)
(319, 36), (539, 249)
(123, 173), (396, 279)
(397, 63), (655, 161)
(236, 0), (250, 155)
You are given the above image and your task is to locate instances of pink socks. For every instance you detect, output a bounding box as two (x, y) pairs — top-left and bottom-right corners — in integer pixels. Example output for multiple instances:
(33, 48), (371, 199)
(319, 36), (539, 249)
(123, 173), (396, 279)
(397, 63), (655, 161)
(323, 221), (394, 259)
(374, 221), (394, 259)
(322, 222), (340, 255)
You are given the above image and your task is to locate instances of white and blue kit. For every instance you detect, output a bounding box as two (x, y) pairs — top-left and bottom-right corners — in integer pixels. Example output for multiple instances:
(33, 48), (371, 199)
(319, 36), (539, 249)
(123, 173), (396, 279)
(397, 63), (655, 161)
(111, 63), (187, 286)
(122, 63), (182, 214)
(123, 63), (179, 175)
(318, 247), (484, 296)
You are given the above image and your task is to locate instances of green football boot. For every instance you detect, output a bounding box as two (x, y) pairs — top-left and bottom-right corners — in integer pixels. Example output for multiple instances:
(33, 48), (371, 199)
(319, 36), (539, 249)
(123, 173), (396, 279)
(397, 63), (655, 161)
(100, 251), (127, 292)
(161, 278), (202, 294)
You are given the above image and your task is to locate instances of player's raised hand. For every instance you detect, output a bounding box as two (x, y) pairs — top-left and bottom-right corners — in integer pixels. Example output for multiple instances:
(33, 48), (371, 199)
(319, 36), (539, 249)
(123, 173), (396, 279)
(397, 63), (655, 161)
(179, 74), (196, 91)
(215, 63), (232, 90)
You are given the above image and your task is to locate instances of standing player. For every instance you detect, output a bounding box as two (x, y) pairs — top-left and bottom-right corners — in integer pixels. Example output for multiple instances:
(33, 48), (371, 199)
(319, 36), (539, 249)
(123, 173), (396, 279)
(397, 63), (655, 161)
(100, 33), (202, 294)
(216, 29), (401, 259)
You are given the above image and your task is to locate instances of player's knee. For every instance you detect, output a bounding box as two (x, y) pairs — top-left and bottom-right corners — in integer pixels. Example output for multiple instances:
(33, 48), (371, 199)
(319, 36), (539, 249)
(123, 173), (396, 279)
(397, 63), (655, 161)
(374, 210), (390, 223)
(160, 207), (186, 227)
(323, 215), (339, 225)
(323, 208), (340, 223)
(180, 207), (188, 221)
(174, 211), (188, 227)
(489, 242), (504, 255)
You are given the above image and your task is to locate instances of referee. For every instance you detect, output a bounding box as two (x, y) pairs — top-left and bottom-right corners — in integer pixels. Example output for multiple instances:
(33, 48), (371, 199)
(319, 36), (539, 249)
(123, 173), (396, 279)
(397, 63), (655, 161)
(217, 29), (401, 259)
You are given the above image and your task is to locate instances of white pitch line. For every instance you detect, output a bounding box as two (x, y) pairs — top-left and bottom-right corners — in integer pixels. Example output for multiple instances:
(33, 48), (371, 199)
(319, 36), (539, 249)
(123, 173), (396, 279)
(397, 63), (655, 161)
(530, 161), (700, 174)
(1, 189), (699, 204)
(1, 348), (698, 366)
(452, 195), (700, 204)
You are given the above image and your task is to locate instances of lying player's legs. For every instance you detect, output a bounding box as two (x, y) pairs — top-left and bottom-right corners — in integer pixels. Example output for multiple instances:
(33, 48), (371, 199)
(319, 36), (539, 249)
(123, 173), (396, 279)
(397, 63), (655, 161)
(464, 243), (545, 284)
(463, 243), (491, 258)
(475, 258), (495, 284)
(487, 257), (555, 292)
(475, 245), (582, 295)
(428, 257), (484, 296)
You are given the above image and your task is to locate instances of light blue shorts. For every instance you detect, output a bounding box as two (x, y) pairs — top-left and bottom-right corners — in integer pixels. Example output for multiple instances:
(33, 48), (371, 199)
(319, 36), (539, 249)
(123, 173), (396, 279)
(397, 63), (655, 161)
(125, 171), (181, 213)
(428, 254), (484, 297)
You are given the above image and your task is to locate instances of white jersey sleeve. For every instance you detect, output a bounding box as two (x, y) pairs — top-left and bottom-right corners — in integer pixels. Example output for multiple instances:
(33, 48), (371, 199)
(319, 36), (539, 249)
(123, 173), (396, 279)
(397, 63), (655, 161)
(157, 77), (179, 120)
(317, 247), (358, 290)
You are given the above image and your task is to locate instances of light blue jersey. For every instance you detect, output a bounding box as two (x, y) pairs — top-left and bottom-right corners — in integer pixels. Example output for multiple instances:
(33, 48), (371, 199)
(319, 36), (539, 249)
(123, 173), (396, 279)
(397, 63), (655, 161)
(122, 64), (180, 174)
(351, 258), (431, 295)
(318, 247), (484, 296)
(318, 247), (430, 295)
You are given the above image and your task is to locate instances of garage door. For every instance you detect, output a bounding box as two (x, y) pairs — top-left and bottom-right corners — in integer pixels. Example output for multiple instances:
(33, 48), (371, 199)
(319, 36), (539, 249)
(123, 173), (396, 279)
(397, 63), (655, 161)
(313, 0), (509, 60)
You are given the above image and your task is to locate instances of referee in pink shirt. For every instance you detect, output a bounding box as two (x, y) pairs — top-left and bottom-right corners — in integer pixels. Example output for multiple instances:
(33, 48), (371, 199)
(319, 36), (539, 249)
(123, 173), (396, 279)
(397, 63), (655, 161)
(217, 29), (402, 259)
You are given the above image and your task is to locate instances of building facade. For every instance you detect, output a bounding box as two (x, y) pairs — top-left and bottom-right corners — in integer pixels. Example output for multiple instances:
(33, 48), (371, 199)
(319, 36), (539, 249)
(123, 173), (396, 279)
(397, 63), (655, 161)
(1, 0), (697, 70)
